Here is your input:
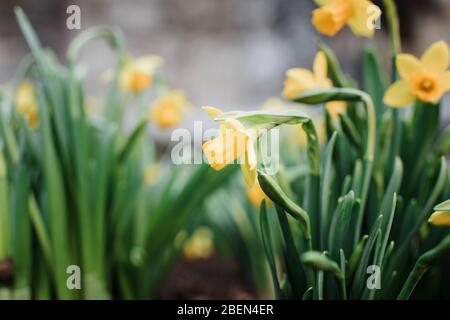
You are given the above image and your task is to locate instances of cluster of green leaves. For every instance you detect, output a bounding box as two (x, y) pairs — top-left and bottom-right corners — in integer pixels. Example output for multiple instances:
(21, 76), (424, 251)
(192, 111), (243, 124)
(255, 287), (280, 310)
(0, 8), (232, 299)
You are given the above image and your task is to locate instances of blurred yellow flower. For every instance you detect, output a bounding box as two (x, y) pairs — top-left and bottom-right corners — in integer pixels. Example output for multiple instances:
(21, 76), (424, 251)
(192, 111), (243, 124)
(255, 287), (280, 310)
(247, 181), (271, 208)
(428, 211), (450, 227)
(312, 0), (381, 38)
(144, 163), (161, 185)
(384, 41), (450, 107)
(15, 81), (39, 129)
(150, 90), (190, 129)
(118, 55), (162, 93)
(262, 97), (292, 110)
(326, 101), (347, 117)
(202, 106), (258, 187)
(183, 227), (214, 260)
(283, 51), (346, 115)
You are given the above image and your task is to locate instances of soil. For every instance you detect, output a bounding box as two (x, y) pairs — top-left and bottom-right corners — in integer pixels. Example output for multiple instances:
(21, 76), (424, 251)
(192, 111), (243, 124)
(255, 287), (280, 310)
(0, 258), (13, 285)
(158, 256), (257, 299)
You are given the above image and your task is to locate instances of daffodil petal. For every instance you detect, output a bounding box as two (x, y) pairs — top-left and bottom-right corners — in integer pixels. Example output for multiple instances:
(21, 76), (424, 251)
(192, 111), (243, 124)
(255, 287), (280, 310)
(428, 211), (450, 227)
(420, 41), (449, 74)
(202, 106), (224, 118)
(396, 54), (422, 81)
(283, 68), (317, 99)
(133, 55), (163, 74)
(441, 71), (450, 92)
(383, 80), (416, 108)
(347, 0), (381, 38)
(315, 0), (334, 6)
(326, 101), (346, 116)
(241, 140), (257, 188)
(313, 51), (328, 84)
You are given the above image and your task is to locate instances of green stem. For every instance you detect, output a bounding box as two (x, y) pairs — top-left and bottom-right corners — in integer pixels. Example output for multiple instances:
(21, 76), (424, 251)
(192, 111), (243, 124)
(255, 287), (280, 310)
(398, 234), (450, 300)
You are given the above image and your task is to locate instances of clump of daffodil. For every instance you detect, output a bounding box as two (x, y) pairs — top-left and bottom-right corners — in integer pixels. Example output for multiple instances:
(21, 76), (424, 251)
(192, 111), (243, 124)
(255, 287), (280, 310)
(384, 41), (450, 107)
(202, 106), (258, 187)
(428, 200), (450, 227)
(150, 89), (190, 129)
(312, 0), (381, 38)
(283, 50), (346, 116)
(247, 181), (271, 208)
(15, 80), (39, 129)
(118, 55), (163, 93)
(183, 227), (214, 260)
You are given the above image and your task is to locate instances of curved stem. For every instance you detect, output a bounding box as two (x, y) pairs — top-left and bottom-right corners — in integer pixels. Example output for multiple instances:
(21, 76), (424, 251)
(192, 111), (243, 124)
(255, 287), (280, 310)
(67, 26), (125, 67)
(398, 234), (450, 300)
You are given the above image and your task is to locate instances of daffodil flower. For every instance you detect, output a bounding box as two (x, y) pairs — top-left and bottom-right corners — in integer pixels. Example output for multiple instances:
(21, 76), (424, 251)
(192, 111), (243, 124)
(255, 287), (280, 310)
(183, 227), (214, 260)
(247, 181), (271, 208)
(118, 55), (163, 93)
(15, 81), (39, 129)
(144, 163), (161, 185)
(312, 0), (381, 38)
(283, 51), (346, 115)
(150, 90), (190, 129)
(202, 106), (258, 187)
(384, 41), (450, 107)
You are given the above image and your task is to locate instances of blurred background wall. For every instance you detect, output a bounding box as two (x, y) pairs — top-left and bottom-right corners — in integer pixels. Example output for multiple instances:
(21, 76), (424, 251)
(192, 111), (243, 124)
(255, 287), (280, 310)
(1, 0), (450, 136)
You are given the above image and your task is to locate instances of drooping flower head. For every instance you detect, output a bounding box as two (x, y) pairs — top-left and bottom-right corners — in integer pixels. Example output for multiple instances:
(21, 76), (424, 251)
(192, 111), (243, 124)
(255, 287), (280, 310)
(312, 0), (381, 38)
(202, 106), (258, 187)
(384, 41), (450, 107)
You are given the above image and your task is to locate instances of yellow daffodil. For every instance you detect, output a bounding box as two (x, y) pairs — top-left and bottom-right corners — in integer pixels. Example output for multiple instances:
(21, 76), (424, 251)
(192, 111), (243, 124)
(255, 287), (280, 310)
(183, 227), (214, 260)
(384, 41), (450, 107)
(283, 51), (346, 115)
(312, 0), (381, 38)
(428, 211), (450, 227)
(15, 81), (39, 129)
(247, 181), (271, 208)
(118, 55), (162, 93)
(202, 106), (258, 187)
(144, 163), (161, 185)
(150, 90), (190, 129)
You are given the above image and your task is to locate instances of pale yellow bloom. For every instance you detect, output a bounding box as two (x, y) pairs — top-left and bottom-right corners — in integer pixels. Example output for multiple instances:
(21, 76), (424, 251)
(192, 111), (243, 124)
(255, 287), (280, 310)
(247, 181), (271, 208)
(150, 90), (190, 129)
(118, 55), (162, 93)
(144, 163), (161, 185)
(202, 106), (258, 187)
(428, 211), (450, 227)
(183, 227), (214, 260)
(283, 51), (346, 115)
(312, 0), (381, 38)
(384, 41), (450, 107)
(15, 81), (39, 129)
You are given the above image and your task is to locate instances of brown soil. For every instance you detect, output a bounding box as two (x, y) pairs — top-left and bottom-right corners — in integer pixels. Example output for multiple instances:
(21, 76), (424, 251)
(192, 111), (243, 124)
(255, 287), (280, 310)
(158, 256), (257, 299)
(0, 258), (13, 285)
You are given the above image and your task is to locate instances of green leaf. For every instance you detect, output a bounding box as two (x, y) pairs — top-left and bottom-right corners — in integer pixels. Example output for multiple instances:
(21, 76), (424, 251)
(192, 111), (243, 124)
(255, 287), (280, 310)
(260, 200), (282, 299)
(362, 47), (386, 121)
(320, 131), (338, 247)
